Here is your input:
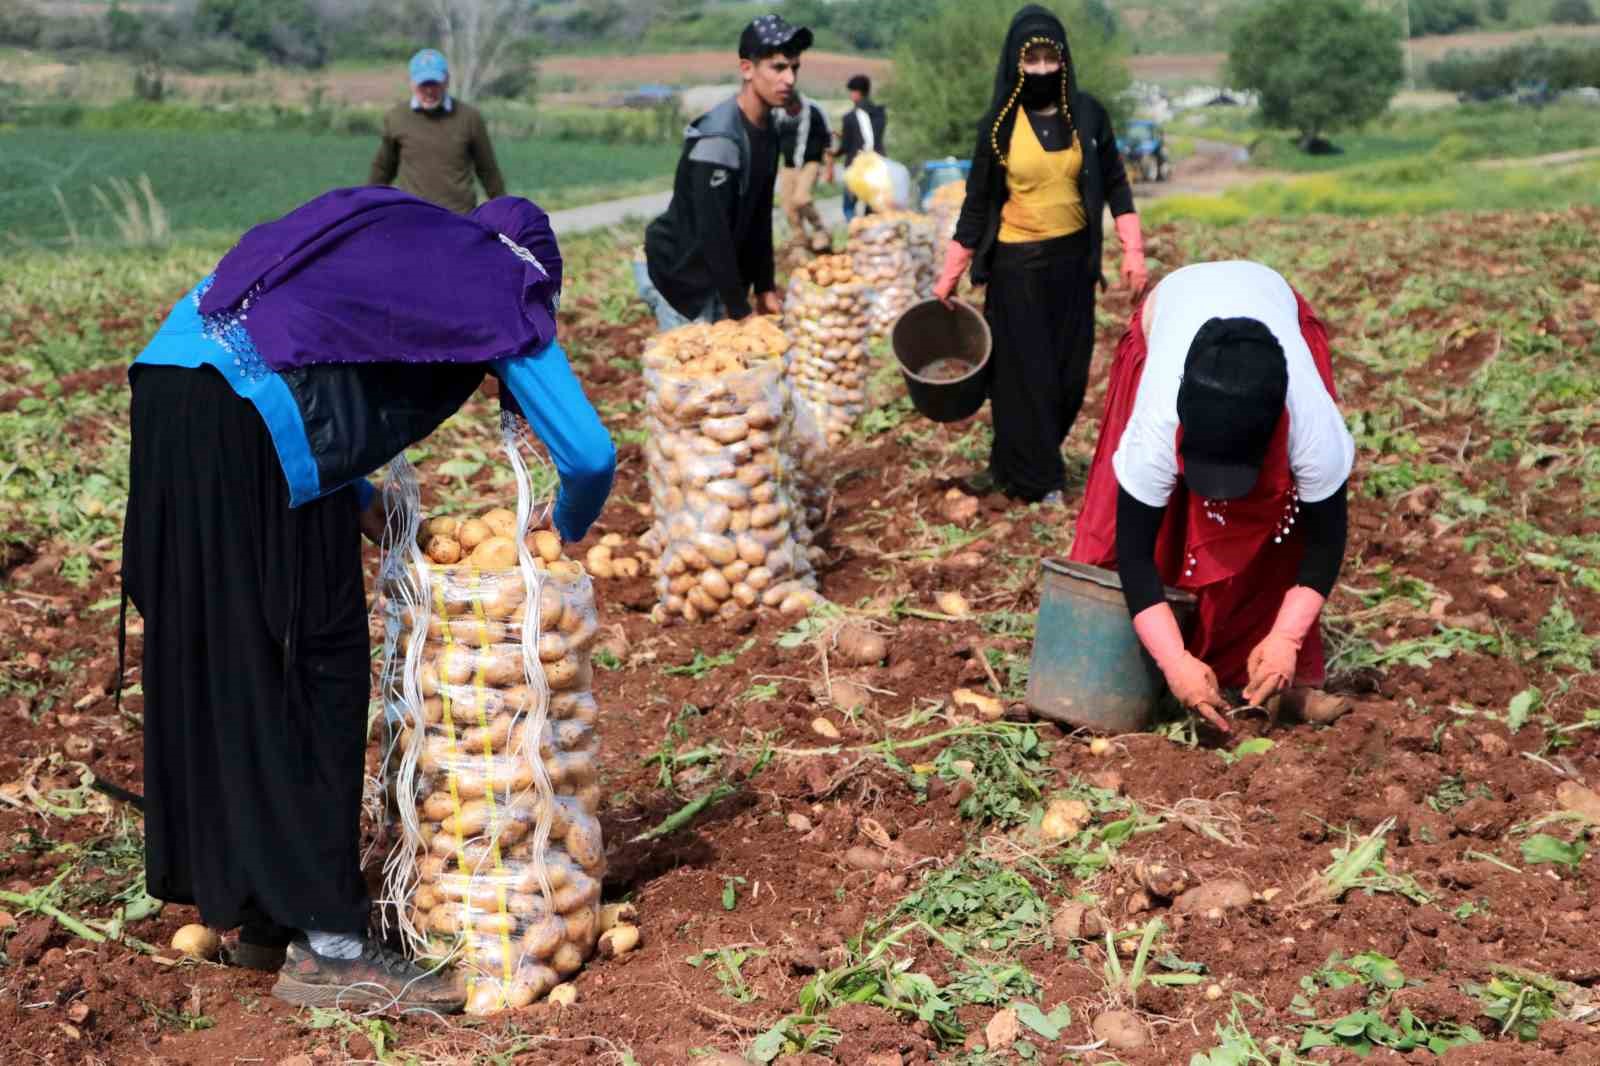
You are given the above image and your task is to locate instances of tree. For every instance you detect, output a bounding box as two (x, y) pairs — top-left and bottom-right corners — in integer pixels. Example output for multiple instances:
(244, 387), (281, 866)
(195, 0), (327, 66)
(887, 0), (1130, 164)
(1487, 0), (1510, 20)
(1228, 0), (1404, 150)
(1551, 0), (1597, 25)
(426, 0), (538, 101)
(1407, 0), (1481, 37)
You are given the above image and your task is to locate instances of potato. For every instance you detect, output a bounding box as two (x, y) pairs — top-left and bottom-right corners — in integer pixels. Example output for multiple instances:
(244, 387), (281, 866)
(562, 903), (598, 947)
(481, 507), (518, 539)
(700, 568), (732, 601)
(597, 924), (640, 959)
(171, 924), (220, 960)
(584, 544), (614, 578)
(466, 982), (509, 1015)
(426, 535), (463, 565)
(553, 871), (599, 913)
(453, 758), (536, 798)
(532, 530), (563, 563)
(835, 625), (887, 666)
(471, 536), (519, 570)
(424, 515), (461, 540)
(563, 815), (606, 873)
(543, 654), (582, 692)
(551, 941), (585, 977)
(508, 964), (558, 1007)
(457, 518), (492, 551)
(612, 556), (641, 579)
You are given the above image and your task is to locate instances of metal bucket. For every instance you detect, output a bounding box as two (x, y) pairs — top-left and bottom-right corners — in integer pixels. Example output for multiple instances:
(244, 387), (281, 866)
(1025, 560), (1198, 734)
(890, 298), (992, 424)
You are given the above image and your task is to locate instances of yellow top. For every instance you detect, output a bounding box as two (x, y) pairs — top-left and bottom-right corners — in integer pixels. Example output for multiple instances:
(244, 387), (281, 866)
(998, 113), (1086, 244)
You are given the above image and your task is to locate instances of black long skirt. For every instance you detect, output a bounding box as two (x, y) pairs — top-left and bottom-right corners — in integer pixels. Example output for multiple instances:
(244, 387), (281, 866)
(983, 230), (1097, 501)
(122, 365), (371, 935)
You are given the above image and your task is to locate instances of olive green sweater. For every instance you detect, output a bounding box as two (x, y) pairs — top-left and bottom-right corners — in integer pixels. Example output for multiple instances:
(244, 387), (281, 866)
(368, 100), (507, 214)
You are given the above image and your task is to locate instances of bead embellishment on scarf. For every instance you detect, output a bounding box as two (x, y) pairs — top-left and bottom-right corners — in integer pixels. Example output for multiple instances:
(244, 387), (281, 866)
(1201, 498), (1229, 527)
(1185, 553), (1197, 579)
(989, 35), (1076, 168)
(194, 274), (271, 384)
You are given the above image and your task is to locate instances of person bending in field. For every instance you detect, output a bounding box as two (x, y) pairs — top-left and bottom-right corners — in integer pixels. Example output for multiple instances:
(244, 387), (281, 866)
(369, 48), (507, 214)
(1068, 260), (1356, 733)
(121, 187), (615, 1012)
(775, 88), (834, 253)
(932, 5), (1146, 507)
(637, 14), (812, 329)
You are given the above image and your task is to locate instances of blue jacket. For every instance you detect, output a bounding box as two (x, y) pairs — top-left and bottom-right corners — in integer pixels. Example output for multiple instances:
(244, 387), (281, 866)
(133, 278), (616, 542)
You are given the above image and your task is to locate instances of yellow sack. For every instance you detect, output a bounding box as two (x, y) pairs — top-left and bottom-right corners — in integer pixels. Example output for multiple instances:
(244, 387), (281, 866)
(844, 151), (911, 214)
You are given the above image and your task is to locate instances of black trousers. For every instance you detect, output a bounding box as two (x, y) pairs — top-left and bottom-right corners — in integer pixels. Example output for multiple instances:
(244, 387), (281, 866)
(123, 365), (371, 935)
(983, 230), (1097, 501)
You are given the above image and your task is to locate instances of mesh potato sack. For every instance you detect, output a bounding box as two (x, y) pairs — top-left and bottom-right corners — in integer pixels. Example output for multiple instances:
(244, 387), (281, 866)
(783, 254), (874, 532)
(927, 180), (966, 249)
(640, 317), (820, 623)
(849, 211), (938, 342)
(378, 426), (604, 1014)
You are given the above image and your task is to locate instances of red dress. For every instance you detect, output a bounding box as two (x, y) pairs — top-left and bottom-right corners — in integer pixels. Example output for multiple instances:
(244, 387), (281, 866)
(1068, 292), (1337, 689)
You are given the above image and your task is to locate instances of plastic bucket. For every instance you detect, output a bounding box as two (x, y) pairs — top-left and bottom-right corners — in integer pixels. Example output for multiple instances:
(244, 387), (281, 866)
(1025, 560), (1197, 734)
(890, 298), (992, 424)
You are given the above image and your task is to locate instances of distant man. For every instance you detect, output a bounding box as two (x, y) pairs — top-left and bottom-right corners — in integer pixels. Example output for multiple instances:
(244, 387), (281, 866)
(776, 90), (833, 252)
(638, 14), (813, 329)
(369, 49), (506, 214)
(836, 73), (887, 221)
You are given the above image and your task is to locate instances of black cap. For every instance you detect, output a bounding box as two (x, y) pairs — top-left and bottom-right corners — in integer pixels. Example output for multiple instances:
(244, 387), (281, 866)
(739, 14), (813, 59)
(1177, 317), (1289, 501)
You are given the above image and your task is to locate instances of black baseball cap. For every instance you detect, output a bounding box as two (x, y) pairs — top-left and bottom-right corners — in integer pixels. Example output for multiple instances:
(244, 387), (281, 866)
(1177, 317), (1289, 501)
(739, 13), (813, 59)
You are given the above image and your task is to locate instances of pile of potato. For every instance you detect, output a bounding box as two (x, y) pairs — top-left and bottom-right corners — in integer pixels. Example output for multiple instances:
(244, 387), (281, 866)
(639, 318), (819, 623)
(848, 211), (938, 340)
(388, 512), (605, 1014)
(784, 253), (873, 448)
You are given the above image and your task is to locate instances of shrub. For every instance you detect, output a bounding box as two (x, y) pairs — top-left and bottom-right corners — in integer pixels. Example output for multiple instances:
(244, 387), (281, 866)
(1551, 0), (1597, 24)
(194, 0), (327, 67)
(1229, 0), (1405, 149)
(0, 0), (44, 47)
(1427, 41), (1600, 95)
(1408, 0), (1482, 37)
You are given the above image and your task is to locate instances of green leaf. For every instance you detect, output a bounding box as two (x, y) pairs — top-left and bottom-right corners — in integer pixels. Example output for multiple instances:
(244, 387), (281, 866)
(1012, 1001), (1062, 1041)
(1521, 833), (1586, 872)
(1506, 688), (1541, 733)
(436, 458), (483, 480)
(1235, 737), (1275, 758)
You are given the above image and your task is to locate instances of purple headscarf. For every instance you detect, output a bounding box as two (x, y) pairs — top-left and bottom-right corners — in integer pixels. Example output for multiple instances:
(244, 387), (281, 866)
(199, 187), (561, 371)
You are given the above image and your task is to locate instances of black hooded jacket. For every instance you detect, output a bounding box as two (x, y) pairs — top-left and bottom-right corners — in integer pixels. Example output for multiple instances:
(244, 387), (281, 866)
(952, 5), (1135, 286)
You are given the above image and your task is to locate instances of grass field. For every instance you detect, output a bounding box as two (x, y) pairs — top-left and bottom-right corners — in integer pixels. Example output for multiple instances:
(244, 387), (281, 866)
(0, 128), (678, 244)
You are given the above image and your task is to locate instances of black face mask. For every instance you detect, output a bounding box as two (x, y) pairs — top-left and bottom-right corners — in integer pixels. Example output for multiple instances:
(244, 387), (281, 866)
(1020, 69), (1063, 110)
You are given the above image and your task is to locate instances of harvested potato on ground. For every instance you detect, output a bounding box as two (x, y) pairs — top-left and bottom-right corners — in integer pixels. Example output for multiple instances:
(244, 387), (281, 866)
(834, 625), (887, 666)
(171, 924), (220, 959)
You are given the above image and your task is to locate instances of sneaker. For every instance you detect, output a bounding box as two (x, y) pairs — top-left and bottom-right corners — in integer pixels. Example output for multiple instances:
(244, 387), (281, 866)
(224, 938), (288, 972)
(272, 939), (466, 1013)
(956, 469), (999, 496)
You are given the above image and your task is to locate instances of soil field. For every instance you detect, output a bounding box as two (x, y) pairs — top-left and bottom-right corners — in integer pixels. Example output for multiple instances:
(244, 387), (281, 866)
(0, 206), (1598, 1064)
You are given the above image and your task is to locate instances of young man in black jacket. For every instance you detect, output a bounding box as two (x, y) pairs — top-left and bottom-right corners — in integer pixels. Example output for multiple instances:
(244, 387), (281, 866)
(638, 14), (812, 328)
(776, 91), (833, 252)
(835, 74), (887, 221)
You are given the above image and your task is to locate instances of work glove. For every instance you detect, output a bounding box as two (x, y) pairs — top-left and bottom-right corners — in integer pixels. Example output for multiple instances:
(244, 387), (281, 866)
(1243, 586), (1325, 706)
(933, 239), (974, 308)
(1132, 602), (1229, 733)
(1115, 212), (1148, 294)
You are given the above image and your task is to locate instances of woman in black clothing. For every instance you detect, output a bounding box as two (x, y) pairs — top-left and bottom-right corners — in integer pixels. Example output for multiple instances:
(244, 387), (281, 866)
(932, 5), (1147, 505)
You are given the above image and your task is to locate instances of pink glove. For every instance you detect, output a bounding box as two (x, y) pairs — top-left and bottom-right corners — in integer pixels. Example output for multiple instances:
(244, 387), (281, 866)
(1133, 603), (1229, 733)
(1115, 212), (1147, 294)
(1243, 586), (1325, 706)
(933, 240), (973, 306)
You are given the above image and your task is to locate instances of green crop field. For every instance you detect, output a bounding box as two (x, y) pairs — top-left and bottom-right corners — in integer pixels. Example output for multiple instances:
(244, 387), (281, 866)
(0, 128), (678, 245)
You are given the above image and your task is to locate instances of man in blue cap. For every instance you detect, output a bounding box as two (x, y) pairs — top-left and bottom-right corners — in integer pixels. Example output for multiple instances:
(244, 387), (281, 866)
(369, 48), (507, 214)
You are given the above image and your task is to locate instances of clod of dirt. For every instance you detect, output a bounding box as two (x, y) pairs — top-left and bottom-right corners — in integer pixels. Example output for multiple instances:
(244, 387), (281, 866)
(1134, 860), (1194, 901)
(1175, 879), (1253, 915)
(0, 910), (15, 933)
(935, 591), (970, 617)
(1051, 902), (1105, 941)
(787, 812), (814, 833)
(844, 846), (887, 872)
(952, 688), (1004, 722)
(275, 1056), (313, 1066)
(811, 717), (843, 740)
(1092, 1010), (1149, 1050)
(593, 624), (630, 663)
(10, 917), (54, 964)
(598, 902), (638, 933)
(597, 924), (640, 959)
(940, 488), (980, 525)
(828, 679), (872, 712)
(985, 1008), (1021, 1050)
(1557, 782), (1600, 825)
(171, 924), (220, 960)
(1040, 799), (1090, 841)
(66, 1001), (90, 1025)
(1087, 770), (1124, 793)
(63, 735), (95, 759)
(1125, 889), (1154, 916)
(695, 1055), (754, 1066)
(835, 625), (888, 667)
